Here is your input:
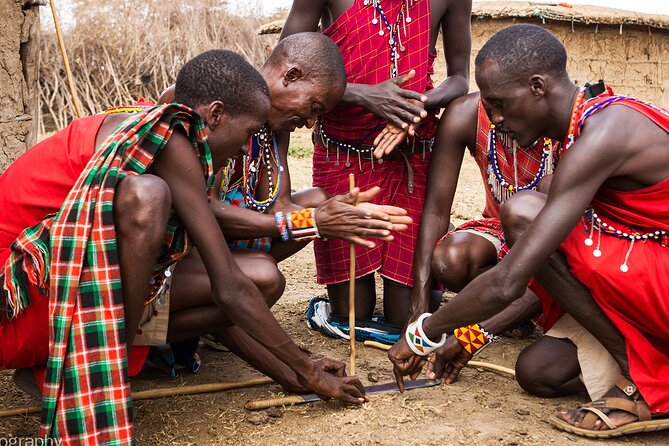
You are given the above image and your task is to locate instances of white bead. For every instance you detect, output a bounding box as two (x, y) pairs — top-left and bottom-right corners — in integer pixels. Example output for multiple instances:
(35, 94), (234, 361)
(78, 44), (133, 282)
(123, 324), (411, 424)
(372, 18), (378, 24)
(584, 238), (594, 247)
(620, 264), (629, 273)
(593, 249), (602, 257)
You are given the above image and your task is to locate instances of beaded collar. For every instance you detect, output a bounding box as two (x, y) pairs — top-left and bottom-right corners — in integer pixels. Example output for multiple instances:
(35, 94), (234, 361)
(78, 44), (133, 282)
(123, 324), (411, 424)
(242, 126), (283, 212)
(487, 124), (556, 204)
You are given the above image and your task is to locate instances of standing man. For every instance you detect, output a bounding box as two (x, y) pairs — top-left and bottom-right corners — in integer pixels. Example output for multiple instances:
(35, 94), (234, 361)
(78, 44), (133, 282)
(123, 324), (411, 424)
(389, 25), (669, 439)
(281, 0), (472, 328)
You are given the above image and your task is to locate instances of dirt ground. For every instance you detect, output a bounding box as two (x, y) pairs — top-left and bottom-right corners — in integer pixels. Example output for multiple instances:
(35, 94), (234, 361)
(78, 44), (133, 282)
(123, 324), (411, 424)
(1, 149), (666, 445)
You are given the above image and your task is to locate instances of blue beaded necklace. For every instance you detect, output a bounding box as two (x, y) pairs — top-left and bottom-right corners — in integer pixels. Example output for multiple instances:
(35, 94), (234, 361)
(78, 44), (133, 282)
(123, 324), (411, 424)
(487, 124), (555, 204)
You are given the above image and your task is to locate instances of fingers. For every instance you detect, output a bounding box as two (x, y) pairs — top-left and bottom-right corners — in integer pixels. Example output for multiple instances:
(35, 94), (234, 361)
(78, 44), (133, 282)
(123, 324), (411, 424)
(444, 358), (467, 384)
(348, 235), (377, 248)
(393, 366), (406, 393)
(355, 186), (382, 203)
(360, 203), (409, 217)
(344, 375), (367, 399)
(425, 353), (446, 381)
(391, 69), (416, 86)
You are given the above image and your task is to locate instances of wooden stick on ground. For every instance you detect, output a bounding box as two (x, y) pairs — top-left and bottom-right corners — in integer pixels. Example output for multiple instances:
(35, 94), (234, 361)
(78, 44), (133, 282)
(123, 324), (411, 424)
(348, 173), (357, 375)
(363, 340), (516, 377)
(0, 376), (274, 418)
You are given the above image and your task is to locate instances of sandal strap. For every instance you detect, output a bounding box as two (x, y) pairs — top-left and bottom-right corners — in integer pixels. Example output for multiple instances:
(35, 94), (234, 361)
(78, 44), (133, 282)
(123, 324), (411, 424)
(581, 406), (618, 430)
(588, 397), (638, 415)
(614, 375), (639, 398)
(581, 396), (653, 424)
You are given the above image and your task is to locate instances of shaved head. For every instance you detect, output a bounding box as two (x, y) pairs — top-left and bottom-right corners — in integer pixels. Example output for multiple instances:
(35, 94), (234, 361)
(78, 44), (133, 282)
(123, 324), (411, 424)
(475, 24), (568, 83)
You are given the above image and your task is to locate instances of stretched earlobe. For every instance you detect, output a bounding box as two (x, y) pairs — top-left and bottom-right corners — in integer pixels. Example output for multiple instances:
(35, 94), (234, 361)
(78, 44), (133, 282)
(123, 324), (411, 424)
(529, 75), (546, 97)
(283, 66), (303, 86)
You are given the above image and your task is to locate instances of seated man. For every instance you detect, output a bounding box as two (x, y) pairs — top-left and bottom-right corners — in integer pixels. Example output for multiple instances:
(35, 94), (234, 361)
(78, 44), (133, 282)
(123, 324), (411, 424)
(407, 82), (608, 380)
(0, 50), (371, 444)
(158, 33), (413, 370)
(389, 24), (669, 439)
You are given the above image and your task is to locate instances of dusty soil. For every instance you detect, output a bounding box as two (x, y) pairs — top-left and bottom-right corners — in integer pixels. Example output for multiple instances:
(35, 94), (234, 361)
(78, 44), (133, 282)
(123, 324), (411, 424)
(1, 152), (666, 445)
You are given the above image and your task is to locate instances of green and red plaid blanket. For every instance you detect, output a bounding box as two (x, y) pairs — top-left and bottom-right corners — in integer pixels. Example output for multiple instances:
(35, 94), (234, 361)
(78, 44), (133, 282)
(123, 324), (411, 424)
(1, 104), (213, 444)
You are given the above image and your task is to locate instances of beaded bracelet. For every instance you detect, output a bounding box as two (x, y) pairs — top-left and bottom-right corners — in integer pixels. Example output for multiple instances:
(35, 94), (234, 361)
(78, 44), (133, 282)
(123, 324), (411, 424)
(287, 208), (320, 242)
(274, 211), (289, 241)
(405, 313), (448, 356)
(453, 323), (494, 355)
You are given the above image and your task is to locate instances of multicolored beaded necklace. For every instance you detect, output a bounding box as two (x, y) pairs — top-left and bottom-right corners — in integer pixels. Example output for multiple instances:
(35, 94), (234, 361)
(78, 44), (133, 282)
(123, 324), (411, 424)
(364, 0), (414, 78)
(242, 126), (282, 212)
(487, 124), (556, 204)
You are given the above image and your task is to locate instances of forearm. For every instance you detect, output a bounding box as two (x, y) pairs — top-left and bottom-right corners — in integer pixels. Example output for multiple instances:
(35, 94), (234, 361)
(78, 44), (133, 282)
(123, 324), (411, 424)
(210, 275), (316, 378)
(422, 267), (526, 341)
(410, 211), (451, 312)
(424, 75), (469, 111)
(475, 288), (541, 335)
(211, 200), (280, 240)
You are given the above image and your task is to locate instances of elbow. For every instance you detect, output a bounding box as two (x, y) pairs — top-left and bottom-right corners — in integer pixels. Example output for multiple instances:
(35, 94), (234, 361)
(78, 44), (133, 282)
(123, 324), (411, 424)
(212, 275), (256, 309)
(482, 270), (526, 308)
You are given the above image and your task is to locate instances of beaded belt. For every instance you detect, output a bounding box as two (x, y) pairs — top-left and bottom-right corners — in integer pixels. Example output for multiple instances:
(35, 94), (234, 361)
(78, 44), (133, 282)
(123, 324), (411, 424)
(313, 122), (434, 193)
(582, 209), (667, 273)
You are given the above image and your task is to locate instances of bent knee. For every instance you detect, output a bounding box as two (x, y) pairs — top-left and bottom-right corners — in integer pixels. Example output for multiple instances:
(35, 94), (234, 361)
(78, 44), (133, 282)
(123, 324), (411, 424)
(500, 191), (546, 240)
(115, 174), (171, 229)
(516, 344), (567, 398)
(247, 253), (285, 306)
(431, 245), (470, 292)
(432, 235), (496, 292)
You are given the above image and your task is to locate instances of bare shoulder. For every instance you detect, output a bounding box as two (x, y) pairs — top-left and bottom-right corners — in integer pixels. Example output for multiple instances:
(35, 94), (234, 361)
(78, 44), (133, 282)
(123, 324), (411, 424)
(441, 92), (480, 131)
(435, 92), (480, 150)
(580, 104), (669, 182)
(432, 0), (472, 17)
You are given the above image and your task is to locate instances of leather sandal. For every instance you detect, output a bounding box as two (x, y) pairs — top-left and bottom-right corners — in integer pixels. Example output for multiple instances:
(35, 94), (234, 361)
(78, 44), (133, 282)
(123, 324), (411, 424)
(549, 375), (669, 438)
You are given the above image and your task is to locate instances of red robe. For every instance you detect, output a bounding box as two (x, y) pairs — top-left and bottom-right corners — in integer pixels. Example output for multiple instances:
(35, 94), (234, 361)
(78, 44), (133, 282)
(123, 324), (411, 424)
(539, 95), (669, 414)
(313, 0), (437, 286)
(0, 112), (149, 380)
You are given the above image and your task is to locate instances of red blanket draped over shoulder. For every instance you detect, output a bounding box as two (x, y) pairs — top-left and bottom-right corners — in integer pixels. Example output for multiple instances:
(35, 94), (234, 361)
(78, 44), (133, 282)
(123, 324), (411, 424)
(536, 95), (669, 414)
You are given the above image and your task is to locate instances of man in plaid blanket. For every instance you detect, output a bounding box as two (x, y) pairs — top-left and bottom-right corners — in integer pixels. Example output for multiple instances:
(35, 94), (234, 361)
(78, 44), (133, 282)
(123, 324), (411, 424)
(0, 50), (372, 444)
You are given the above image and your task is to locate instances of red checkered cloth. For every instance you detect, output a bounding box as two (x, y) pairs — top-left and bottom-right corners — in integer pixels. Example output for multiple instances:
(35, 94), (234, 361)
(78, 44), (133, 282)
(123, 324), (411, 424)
(313, 146), (429, 286)
(447, 100), (559, 259)
(313, 0), (435, 286)
(321, 0), (437, 145)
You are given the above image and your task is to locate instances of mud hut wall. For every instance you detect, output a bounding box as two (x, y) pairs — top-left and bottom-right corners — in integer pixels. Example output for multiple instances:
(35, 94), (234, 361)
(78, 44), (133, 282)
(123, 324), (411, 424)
(0, 0), (40, 174)
(469, 17), (669, 108)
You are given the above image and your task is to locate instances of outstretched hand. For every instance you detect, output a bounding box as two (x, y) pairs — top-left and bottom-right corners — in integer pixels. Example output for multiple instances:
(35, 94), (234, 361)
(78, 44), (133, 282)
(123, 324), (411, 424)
(388, 337), (427, 392)
(425, 337), (472, 384)
(314, 357), (348, 378)
(297, 367), (368, 405)
(372, 97), (426, 159)
(360, 70), (427, 129)
(315, 186), (412, 248)
(373, 123), (408, 159)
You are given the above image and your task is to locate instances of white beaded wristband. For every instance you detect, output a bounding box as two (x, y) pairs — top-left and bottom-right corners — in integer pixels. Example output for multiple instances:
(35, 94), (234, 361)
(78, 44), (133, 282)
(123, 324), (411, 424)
(405, 313), (447, 356)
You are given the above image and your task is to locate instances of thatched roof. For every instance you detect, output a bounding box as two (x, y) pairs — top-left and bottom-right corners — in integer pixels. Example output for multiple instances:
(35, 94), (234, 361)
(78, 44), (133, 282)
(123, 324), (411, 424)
(258, 1), (669, 35)
(473, 2), (669, 30)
